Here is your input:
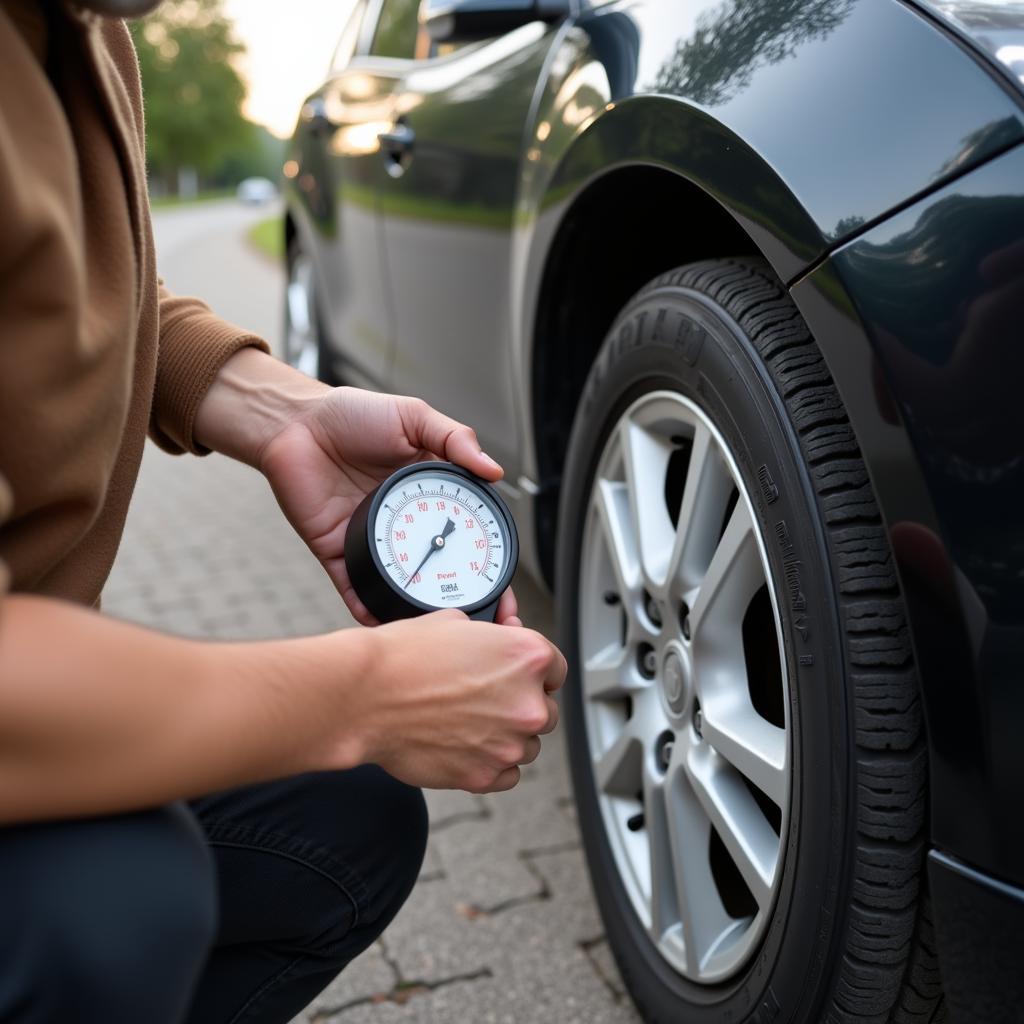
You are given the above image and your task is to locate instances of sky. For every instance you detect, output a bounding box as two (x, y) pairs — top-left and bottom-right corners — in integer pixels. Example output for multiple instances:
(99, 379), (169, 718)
(223, 0), (358, 138)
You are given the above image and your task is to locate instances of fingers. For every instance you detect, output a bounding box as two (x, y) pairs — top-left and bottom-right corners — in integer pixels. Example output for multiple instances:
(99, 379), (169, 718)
(487, 766), (521, 792)
(544, 640), (568, 693)
(519, 735), (542, 765)
(539, 695), (560, 735)
(495, 587), (519, 625)
(400, 398), (503, 480)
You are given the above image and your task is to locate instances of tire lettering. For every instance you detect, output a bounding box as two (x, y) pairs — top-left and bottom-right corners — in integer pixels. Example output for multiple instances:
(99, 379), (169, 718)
(757, 464), (779, 505)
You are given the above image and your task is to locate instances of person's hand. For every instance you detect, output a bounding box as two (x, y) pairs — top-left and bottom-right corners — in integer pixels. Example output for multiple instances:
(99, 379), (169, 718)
(258, 387), (519, 625)
(327, 610), (567, 793)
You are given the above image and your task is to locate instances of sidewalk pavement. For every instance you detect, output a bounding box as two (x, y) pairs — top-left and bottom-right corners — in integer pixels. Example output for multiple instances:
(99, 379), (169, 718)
(103, 443), (641, 1024)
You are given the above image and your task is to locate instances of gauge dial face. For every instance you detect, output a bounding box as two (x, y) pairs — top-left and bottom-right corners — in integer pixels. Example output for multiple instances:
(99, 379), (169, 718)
(372, 469), (511, 610)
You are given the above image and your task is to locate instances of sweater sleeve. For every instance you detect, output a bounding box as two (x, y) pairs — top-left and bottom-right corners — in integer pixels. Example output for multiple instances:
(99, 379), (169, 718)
(148, 284), (270, 455)
(0, 473), (10, 600)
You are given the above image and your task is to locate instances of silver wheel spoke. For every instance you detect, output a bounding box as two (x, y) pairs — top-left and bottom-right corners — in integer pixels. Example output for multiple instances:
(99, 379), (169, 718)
(644, 771), (680, 944)
(593, 479), (641, 599)
(287, 279), (311, 336)
(661, 760), (735, 974)
(689, 499), (762, 647)
(619, 418), (675, 586)
(583, 643), (641, 702)
(685, 748), (779, 911)
(595, 716), (645, 797)
(701, 703), (787, 805)
(667, 422), (736, 597)
(286, 256), (319, 378)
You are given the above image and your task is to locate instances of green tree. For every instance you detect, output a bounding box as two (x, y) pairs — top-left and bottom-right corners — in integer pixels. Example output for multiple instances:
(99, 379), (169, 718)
(130, 0), (257, 194)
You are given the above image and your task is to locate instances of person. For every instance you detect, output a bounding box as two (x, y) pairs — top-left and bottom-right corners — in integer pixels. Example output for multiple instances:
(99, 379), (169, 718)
(0, 0), (567, 1021)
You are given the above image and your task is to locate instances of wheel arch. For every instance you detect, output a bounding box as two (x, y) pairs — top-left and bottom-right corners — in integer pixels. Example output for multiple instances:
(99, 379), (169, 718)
(524, 98), (826, 584)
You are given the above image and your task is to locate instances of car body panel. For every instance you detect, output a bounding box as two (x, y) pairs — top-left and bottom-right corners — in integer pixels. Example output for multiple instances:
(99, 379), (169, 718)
(289, 60), (409, 386)
(791, 142), (1024, 890)
(380, 23), (562, 471)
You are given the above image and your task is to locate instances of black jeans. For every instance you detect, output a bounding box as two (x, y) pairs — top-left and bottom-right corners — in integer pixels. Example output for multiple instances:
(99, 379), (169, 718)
(0, 767), (428, 1024)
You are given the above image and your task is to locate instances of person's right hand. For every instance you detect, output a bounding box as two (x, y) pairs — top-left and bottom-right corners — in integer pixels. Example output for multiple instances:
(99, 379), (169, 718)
(330, 610), (566, 793)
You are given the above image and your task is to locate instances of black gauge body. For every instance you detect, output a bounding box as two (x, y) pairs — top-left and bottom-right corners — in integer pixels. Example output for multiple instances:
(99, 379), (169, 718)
(346, 462), (519, 623)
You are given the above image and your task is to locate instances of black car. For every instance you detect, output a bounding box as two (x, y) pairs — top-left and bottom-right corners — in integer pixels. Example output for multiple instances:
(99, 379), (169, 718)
(283, 1), (1024, 1020)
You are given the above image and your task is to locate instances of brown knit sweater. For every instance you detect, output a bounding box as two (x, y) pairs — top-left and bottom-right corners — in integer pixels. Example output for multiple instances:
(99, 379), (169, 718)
(0, 0), (269, 606)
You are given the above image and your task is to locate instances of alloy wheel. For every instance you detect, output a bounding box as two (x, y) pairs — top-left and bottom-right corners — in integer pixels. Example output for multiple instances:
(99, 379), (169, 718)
(578, 390), (791, 984)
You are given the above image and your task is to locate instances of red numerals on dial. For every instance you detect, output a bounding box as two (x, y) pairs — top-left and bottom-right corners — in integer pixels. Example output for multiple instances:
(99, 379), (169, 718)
(474, 538), (487, 550)
(436, 501), (446, 511)
(469, 560), (480, 571)
(404, 513), (415, 523)
(417, 501), (429, 512)
(399, 552), (409, 562)
(465, 518), (474, 529)
(394, 529), (406, 540)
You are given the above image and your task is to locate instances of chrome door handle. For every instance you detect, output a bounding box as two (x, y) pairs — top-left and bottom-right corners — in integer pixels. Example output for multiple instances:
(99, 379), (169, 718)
(377, 122), (415, 151)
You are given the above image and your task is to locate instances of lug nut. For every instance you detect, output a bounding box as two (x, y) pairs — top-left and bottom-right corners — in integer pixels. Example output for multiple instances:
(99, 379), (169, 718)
(682, 615), (692, 641)
(641, 647), (657, 677)
(659, 739), (674, 770)
(645, 593), (662, 628)
(655, 730), (675, 773)
(603, 591), (620, 606)
(693, 708), (703, 738)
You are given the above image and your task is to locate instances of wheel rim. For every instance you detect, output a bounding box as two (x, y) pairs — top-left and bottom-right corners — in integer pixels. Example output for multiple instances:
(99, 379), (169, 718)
(285, 253), (320, 379)
(578, 390), (791, 984)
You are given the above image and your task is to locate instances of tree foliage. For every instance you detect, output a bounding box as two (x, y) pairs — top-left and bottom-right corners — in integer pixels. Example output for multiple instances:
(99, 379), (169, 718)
(130, 0), (257, 190)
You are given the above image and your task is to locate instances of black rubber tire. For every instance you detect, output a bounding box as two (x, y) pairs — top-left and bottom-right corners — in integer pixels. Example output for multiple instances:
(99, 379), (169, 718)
(284, 235), (340, 387)
(556, 259), (945, 1023)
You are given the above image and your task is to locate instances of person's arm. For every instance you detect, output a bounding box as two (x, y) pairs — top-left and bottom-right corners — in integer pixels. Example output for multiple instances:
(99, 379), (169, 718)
(0, 595), (564, 825)
(0, 594), (367, 823)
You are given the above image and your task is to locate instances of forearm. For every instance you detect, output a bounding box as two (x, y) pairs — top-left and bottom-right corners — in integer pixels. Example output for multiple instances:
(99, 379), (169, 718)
(193, 347), (328, 466)
(0, 595), (370, 824)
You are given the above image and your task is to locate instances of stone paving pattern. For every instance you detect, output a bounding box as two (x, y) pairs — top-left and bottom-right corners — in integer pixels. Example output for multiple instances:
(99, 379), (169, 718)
(104, 444), (641, 1023)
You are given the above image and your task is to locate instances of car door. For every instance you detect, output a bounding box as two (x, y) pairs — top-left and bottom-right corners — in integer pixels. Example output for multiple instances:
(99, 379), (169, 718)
(296, 0), (420, 387)
(374, 8), (564, 470)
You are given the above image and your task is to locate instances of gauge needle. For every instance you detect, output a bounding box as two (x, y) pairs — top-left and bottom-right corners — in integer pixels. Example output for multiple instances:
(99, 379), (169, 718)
(404, 517), (455, 590)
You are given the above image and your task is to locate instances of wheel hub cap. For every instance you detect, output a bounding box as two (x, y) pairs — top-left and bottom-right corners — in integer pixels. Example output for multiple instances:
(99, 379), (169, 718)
(661, 648), (689, 715)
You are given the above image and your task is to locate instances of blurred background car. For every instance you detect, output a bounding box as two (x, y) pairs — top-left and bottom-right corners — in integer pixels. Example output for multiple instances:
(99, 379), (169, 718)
(236, 175), (278, 205)
(283, 1), (1024, 1021)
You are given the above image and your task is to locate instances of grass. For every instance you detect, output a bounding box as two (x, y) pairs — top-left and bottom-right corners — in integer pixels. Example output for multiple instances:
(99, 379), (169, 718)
(149, 188), (234, 210)
(248, 216), (285, 261)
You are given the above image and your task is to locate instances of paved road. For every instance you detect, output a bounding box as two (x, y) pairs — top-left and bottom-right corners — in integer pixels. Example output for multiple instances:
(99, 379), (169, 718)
(104, 201), (640, 1023)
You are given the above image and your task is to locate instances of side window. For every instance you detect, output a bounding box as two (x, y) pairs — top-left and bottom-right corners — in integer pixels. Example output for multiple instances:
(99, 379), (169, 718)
(330, 0), (369, 73)
(369, 0), (422, 60)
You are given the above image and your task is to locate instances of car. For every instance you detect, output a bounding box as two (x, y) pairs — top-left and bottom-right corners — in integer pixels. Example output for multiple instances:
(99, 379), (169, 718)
(283, 1), (1024, 1021)
(236, 176), (277, 205)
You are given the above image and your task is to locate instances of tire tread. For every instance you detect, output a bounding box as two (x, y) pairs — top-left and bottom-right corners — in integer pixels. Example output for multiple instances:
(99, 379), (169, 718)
(642, 259), (943, 1023)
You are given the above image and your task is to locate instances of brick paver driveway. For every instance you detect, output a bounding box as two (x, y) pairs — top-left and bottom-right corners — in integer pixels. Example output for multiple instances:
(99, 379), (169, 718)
(102, 202), (640, 1024)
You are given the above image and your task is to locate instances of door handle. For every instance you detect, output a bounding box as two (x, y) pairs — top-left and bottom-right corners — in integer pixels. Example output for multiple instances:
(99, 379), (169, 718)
(378, 121), (415, 151)
(378, 120), (415, 176)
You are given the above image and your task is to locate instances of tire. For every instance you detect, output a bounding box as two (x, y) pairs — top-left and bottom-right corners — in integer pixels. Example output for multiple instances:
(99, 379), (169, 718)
(556, 259), (944, 1023)
(284, 234), (339, 385)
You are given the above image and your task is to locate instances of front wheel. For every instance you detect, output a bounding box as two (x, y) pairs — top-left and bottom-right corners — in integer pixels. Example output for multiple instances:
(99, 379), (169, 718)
(556, 259), (943, 1022)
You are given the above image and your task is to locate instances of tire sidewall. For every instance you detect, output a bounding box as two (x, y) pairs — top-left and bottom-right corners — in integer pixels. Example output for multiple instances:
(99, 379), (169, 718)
(556, 284), (852, 1023)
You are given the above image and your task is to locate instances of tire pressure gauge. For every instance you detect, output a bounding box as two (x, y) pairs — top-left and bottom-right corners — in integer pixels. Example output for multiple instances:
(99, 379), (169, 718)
(346, 462), (519, 623)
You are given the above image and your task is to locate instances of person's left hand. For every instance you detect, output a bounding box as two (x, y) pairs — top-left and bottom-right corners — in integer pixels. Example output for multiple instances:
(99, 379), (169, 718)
(258, 387), (520, 626)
